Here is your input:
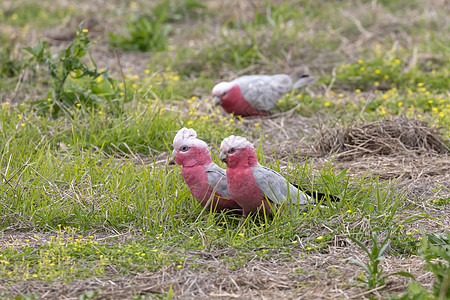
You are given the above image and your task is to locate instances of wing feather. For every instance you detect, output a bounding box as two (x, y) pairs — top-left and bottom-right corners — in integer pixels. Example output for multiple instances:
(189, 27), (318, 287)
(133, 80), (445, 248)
(205, 163), (231, 198)
(233, 75), (293, 111)
(250, 165), (310, 205)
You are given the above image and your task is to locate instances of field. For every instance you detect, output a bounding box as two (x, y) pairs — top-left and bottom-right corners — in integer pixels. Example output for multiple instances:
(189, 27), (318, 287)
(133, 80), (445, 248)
(0, 0), (449, 299)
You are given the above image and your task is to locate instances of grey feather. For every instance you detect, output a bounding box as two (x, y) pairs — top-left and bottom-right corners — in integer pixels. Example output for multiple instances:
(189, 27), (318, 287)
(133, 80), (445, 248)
(233, 73), (315, 111)
(205, 163), (231, 198)
(233, 74), (292, 111)
(250, 164), (311, 205)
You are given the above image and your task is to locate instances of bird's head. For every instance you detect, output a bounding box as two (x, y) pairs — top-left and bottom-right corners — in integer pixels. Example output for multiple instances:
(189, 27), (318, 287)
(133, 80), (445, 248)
(212, 82), (238, 106)
(172, 128), (212, 167)
(219, 135), (257, 168)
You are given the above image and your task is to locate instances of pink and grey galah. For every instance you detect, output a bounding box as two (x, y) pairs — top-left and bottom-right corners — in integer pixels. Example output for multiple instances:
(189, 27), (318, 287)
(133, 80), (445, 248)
(172, 128), (241, 213)
(212, 73), (316, 117)
(219, 135), (338, 216)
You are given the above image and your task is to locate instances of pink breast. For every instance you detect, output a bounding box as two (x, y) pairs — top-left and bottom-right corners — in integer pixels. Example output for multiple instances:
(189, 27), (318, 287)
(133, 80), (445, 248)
(226, 167), (272, 216)
(182, 166), (241, 212)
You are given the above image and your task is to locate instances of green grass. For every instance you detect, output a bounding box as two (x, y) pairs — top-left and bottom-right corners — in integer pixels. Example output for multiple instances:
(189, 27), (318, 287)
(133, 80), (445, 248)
(0, 0), (449, 298)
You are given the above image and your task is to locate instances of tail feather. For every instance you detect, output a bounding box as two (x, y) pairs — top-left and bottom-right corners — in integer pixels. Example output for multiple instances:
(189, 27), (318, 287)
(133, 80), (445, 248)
(290, 69), (317, 90)
(304, 190), (340, 203)
(291, 182), (340, 204)
(292, 74), (317, 90)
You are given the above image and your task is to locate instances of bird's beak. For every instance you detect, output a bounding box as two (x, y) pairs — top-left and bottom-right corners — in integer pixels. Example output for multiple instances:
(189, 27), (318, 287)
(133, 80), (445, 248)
(219, 151), (228, 163)
(169, 149), (177, 165)
(213, 96), (221, 105)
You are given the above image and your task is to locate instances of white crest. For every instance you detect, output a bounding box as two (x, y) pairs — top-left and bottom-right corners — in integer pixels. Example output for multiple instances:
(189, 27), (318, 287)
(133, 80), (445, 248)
(173, 128), (208, 149)
(212, 82), (235, 96)
(220, 135), (254, 151)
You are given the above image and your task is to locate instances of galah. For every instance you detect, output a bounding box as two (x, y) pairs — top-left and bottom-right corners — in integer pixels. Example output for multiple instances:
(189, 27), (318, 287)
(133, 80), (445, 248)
(172, 128), (241, 213)
(212, 73), (316, 117)
(219, 135), (338, 216)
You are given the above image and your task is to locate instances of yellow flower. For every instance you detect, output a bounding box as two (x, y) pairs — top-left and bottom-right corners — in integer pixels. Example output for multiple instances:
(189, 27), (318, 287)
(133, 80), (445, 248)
(338, 94), (343, 98)
(374, 81), (380, 87)
(384, 74), (389, 79)
(432, 107), (438, 113)
(296, 94), (302, 99)
(375, 69), (380, 74)
(96, 76), (103, 83)
(440, 99), (445, 103)
(397, 102), (403, 107)
(307, 247), (312, 251)
(406, 232), (412, 236)
(292, 240), (298, 244)
(355, 89), (361, 93)
(383, 94), (388, 99)
(264, 134), (268, 138)
(428, 100), (433, 104)
(254, 123), (260, 127)
(130, 1), (137, 8)
(187, 121), (193, 125)
(21, 123), (25, 127)
(167, 46), (174, 51)
(324, 102), (330, 107)
(32, 274), (38, 278)
(285, 93), (290, 97)
(418, 114), (422, 118)
(394, 59), (401, 64)
(347, 209), (352, 213)
(191, 96), (196, 100)
(329, 91), (335, 95)
(11, 13), (18, 20)
(82, 29), (88, 33)
(18, 114), (22, 119)
(145, 69), (150, 74)
(317, 236), (323, 241)
(439, 112), (444, 117)
(417, 82), (424, 87)
(98, 111), (103, 115)
(177, 265), (182, 269)
(152, 249), (158, 252)
(238, 233), (244, 237)
(278, 99), (285, 103)
(358, 59), (363, 64)
(76, 103), (81, 107)
(360, 67), (365, 71)
(173, 76), (180, 81)
(132, 84), (137, 89)
(47, 98), (52, 102)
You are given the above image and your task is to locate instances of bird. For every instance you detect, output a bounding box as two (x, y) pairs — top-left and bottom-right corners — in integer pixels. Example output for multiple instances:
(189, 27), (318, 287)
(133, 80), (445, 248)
(212, 72), (316, 117)
(172, 128), (241, 213)
(219, 135), (338, 216)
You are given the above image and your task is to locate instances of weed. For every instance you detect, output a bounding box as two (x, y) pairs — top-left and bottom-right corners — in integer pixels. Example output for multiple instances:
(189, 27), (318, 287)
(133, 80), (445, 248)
(25, 24), (120, 116)
(109, 13), (170, 52)
(347, 232), (415, 290)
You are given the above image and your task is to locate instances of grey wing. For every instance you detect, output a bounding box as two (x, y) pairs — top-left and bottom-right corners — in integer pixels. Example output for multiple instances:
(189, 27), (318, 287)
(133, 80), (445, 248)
(250, 164), (310, 205)
(205, 163), (231, 198)
(233, 75), (293, 111)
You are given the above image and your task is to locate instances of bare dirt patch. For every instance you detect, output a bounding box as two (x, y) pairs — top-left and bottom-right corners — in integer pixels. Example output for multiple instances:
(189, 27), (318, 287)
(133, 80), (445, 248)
(0, 238), (434, 300)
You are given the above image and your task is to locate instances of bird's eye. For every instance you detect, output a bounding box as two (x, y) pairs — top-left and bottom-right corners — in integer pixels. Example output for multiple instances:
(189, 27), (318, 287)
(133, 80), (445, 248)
(180, 145), (189, 152)
(228, 147), (236, 154)
(222, 91), (227, 96)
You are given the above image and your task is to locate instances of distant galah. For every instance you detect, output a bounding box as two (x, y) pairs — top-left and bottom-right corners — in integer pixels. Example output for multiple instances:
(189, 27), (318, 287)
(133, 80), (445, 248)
(172, 128), (241, 212)
(219, 135), (338, 216)
(212, 73), (316, 117)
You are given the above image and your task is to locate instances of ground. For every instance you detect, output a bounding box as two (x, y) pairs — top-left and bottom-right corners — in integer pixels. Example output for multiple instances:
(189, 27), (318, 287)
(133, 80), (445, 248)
(0, 0), (449, 299)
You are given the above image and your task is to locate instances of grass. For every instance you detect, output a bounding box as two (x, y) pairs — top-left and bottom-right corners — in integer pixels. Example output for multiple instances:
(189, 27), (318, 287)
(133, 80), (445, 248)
(0, 0), (449, 298)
